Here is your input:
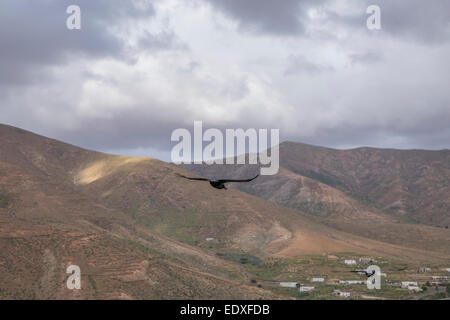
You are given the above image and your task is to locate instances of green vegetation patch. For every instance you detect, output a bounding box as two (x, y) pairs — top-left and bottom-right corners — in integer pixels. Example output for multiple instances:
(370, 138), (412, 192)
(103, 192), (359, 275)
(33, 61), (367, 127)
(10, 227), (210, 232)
(0, 194), (11, 208)
(216, 252), (262, 266)
(294, 201), (336, 218)
(138, 209), (228, 247)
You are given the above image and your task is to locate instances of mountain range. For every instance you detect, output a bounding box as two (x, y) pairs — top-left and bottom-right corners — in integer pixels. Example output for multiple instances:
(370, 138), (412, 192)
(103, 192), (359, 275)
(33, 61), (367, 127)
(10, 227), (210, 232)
(1, 124), (449, 299)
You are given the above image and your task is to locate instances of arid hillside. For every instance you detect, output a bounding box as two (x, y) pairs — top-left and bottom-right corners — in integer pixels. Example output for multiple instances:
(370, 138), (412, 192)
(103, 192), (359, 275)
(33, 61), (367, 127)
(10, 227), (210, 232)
(279, 142), (450, 227)
(1, 124), (449, 299)
(180, 142), (450, 252)
(0, 125), (284, 299)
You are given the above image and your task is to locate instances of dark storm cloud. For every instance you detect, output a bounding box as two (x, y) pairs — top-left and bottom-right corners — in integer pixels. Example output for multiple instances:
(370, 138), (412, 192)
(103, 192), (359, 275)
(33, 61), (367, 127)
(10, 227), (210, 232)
(203, 0), (326, 35)
(0, 0), (185, 158)
(205, 0), (450, 43)
(324, 0), (450, 44)
(0, 0), (155, 85)
(369, 0), (450, 43)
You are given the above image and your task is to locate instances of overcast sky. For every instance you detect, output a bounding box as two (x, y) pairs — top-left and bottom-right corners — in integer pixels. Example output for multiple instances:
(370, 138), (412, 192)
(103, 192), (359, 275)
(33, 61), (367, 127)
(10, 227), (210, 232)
(1, 0), (449, 161)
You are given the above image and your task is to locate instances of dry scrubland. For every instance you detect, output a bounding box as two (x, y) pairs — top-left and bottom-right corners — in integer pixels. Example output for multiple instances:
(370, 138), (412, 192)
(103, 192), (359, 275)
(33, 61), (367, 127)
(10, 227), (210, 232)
(0, 124), (449, 299)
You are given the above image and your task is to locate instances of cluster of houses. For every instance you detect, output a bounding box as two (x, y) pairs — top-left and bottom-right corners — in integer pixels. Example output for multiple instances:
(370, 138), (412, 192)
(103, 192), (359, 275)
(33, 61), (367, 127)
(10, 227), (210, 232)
(276, 258), (450, 298)
(278, 279), (355, 297)
(415, 267), (450, 288)
(418, 267), (450, 274)
(278, 257), (378, 296)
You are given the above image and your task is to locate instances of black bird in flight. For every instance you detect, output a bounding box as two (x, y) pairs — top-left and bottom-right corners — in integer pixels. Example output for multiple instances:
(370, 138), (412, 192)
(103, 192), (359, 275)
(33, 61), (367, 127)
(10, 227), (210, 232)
(348, 270), (376, 277)
(176, 173), (259, 190)
(348, 266), (406, 277)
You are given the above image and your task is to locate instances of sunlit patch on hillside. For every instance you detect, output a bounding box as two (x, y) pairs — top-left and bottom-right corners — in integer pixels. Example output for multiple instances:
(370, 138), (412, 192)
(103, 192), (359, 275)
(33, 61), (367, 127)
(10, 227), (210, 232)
(76, 156), (148, 185)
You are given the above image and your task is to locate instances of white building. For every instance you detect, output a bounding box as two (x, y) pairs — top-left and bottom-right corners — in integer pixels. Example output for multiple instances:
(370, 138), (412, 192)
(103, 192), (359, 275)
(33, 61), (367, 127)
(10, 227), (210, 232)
(339, 280), (365, 285)
(280, 282), (299, 288)
(401, 281), (418, 288)
(312, 277), (325, 282)
(299, 286), (315, 292)
(359, 258), (376, 264)
(419, 267), (431, 272)
(407, 286), (422, 292)
(344, 260), (357, 265)
(333, 290), (351, 298)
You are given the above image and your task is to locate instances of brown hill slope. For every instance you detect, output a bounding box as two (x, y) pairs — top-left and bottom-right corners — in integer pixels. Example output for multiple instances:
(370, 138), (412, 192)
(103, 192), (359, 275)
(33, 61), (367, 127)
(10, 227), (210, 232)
(279, 141), (450, 227)
(72, 148), (450, 260)
(1, 124), (449, 299)
(0, 124), (279, 299)
(182, 142), (450, 226)
(180, 143), (450, 253)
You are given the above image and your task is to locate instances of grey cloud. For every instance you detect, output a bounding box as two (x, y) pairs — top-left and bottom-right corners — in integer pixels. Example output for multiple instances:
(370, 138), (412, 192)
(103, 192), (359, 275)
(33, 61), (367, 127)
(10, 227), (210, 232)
(0, 0), (449, 163)
(372, 0), (450, 43)
(284, 54), (334, 76)
(56, 116), (180, 153)
(328, 0), (450, 44)
(219, 76), (250, 100)
(0, 0), (155, 86)
(0, 86), (186, 158)
(205, 0), (450, 44)
(203, 0), (326, 35)
(139, 30), (188, 52)
(348, 52), (383, 66)
(176, 61), (200, 74)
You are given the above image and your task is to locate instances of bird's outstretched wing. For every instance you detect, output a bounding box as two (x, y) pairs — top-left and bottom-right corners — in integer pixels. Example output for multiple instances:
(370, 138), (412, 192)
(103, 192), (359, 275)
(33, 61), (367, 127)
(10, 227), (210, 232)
(387, 267), (407, 272)
(217, 174), (260, 184)
(175, 173), (209, 181)
(348, 270), (375, 277)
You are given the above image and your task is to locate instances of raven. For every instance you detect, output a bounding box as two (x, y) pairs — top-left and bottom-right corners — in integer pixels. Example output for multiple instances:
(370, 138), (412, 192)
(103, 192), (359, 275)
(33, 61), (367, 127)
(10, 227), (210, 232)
(348, 266), (406, 277)
(175, 173), (259, 190)
(348, 270), (376, 277)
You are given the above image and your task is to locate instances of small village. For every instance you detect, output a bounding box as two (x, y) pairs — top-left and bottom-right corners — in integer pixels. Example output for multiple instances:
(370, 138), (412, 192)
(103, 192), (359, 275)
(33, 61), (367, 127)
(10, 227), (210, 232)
(246, 254), (450, 300)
